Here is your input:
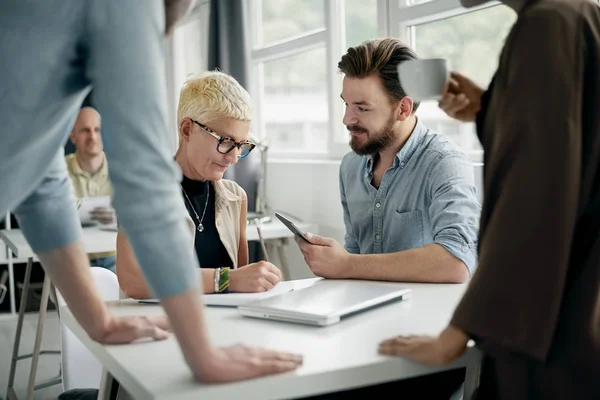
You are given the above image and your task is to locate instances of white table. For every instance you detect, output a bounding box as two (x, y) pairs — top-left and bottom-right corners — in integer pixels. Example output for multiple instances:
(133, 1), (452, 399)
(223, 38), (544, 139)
(0, 219), (315, 316)
(0, 219), (314, 259)
(61, 278), (481, 400)
(1, 219), (316, 400)
(1, 227), (118, 260)
(1, 227), (117, 400)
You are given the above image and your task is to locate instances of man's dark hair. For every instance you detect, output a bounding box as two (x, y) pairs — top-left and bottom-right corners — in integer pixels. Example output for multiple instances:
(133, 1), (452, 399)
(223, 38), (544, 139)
(338, 38), (420, 112)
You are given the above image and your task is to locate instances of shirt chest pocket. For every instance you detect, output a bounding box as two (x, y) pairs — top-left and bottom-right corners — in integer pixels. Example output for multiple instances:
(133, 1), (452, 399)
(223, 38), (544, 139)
(386, 209), (424, 252)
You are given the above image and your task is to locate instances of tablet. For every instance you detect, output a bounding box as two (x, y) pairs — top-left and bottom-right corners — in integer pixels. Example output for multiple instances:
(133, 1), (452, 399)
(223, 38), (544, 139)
(275, 212), (312, 243)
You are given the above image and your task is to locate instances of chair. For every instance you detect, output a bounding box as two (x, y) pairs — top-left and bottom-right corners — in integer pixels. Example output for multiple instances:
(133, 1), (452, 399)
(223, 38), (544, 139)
(55, 267), (120, 391)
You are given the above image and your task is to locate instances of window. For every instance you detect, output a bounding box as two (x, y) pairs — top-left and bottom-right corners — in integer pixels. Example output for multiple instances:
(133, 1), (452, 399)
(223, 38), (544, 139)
(411, 5), (515, 88)
(262, 47), (328, 153)
(246, 0), (380, 157)
(345, 0), (378, 48)
(390, 0), (517, 160)
(259, 0), (325, 46)
(247, 0), (520, 159)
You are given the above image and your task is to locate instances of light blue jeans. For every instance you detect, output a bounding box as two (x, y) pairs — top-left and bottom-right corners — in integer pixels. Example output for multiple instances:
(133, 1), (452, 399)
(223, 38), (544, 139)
(90, 256), (117, 275)
(0, 0), (197, 298)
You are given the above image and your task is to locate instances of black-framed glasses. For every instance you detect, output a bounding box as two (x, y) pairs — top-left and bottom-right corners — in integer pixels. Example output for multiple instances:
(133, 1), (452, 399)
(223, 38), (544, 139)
(191, 119), (255, 159)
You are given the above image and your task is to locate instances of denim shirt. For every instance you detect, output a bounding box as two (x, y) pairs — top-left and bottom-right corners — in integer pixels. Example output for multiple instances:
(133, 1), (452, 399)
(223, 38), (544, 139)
(339, 120), (481, 273)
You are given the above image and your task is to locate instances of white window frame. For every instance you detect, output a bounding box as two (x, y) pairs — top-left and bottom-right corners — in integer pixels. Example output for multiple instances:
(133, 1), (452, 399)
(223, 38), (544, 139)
(245, 0), (513, 161)
(388, 0), (506, 163)
(245, 0), (388, 160)
(388, 0), (502, 36)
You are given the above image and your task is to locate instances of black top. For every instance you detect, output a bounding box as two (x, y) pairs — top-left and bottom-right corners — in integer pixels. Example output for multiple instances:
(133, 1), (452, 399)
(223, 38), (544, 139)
(181, 176), (233, 269)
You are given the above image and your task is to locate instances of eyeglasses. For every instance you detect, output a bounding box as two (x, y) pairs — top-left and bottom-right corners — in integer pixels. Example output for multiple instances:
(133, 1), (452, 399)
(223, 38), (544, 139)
(191, 120), (255, 159)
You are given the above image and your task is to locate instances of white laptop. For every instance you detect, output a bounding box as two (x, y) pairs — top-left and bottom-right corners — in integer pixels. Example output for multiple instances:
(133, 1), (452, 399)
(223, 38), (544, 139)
(238, 280), (411, 326)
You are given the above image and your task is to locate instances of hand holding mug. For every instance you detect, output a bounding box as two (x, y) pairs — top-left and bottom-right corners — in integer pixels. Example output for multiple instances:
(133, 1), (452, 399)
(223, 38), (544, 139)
(438, 71), (485, 122)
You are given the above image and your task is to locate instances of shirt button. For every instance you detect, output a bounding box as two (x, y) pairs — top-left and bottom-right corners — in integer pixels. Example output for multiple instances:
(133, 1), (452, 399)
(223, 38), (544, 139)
(375, 203), (381, 208)
(400, 162), (405, 167)
(375, 234), (381, 240)
(364, 173), (368, 178)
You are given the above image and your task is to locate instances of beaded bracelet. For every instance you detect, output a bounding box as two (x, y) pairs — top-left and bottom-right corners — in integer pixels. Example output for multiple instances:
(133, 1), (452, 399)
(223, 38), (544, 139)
(213, 267), (221, 293)
(218, 267), (230, 294)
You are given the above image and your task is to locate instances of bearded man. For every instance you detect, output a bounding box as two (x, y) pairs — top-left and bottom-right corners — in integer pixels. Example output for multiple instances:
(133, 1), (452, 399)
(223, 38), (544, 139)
(296, 38), (481, 285)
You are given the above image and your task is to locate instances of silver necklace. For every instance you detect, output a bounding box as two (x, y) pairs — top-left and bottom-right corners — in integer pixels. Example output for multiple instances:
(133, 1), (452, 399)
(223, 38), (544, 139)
(181, 182), (209, 233)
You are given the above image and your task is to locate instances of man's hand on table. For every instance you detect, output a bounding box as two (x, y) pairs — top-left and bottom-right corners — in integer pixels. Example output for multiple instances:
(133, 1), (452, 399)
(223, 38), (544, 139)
(96, 314), (172, 343)
(198, 345), (303, 383)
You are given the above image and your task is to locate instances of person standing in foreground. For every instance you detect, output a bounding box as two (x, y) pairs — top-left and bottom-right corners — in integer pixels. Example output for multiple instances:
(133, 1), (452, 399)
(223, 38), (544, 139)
(378, 0), (600, 398)
(0, 0), (301, 383)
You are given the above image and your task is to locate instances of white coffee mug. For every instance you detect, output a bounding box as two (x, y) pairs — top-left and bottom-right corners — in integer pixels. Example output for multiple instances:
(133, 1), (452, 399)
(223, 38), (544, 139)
(397, 58), (449, 102)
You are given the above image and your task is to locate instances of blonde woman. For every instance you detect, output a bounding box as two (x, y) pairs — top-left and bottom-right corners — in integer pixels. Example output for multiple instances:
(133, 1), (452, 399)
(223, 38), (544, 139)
(117, 71), (282, 298)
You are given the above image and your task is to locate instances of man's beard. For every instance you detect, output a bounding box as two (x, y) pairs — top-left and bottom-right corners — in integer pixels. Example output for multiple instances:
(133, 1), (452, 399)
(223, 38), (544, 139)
(84, 143), (103, 157)
(348, 120), (396, 156)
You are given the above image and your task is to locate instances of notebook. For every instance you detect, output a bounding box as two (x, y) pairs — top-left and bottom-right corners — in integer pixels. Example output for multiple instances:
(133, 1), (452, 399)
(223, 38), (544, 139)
(138, 281), (295, 307)
(76, 196), (111, 226)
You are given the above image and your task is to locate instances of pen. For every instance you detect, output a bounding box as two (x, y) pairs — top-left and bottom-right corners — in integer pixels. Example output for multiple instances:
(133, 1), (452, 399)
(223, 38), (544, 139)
(256, 224), (269, 262)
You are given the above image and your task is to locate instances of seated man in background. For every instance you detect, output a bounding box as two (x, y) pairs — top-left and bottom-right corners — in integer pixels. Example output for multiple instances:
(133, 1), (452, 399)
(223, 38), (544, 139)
(116, 71), (282, 298)
(65, 106), (117, 273)
(297, 38), (481, 284)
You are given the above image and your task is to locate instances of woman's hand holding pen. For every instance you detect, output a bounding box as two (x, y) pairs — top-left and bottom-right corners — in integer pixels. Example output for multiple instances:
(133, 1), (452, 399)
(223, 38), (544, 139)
(229, 261), (282, 293)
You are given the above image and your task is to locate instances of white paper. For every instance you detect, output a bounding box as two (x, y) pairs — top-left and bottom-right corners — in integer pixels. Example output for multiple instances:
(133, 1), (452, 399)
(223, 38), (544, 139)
(139, 281), (295, 307)
(76, 196), (111, 226)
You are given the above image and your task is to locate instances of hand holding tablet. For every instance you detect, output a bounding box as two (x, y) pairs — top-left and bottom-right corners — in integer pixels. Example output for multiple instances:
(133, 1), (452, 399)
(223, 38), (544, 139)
(275, 212), (313, 244)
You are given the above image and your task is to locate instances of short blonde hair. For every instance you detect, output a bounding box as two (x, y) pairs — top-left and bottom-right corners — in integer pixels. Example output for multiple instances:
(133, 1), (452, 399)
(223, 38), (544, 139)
(177, 70), (252, 127)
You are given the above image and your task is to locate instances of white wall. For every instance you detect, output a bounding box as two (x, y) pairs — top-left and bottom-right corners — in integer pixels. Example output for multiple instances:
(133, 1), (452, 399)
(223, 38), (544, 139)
(265, 159), (345, 279)
(265, 158), (484, 280)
